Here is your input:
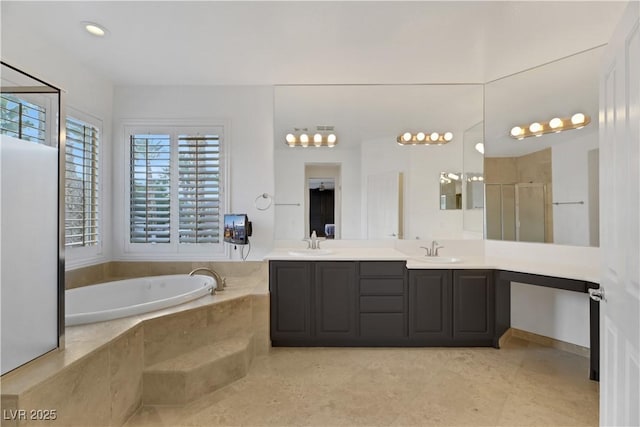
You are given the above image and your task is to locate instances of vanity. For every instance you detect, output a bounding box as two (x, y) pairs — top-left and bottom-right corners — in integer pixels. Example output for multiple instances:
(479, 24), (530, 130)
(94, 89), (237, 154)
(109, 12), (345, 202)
(269, 45), (604, 382)
(266, 247), (600, 381)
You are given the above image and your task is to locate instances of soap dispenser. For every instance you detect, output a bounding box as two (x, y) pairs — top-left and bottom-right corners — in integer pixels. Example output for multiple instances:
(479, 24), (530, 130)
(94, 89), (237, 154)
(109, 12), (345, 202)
(310, 230), (317, 249)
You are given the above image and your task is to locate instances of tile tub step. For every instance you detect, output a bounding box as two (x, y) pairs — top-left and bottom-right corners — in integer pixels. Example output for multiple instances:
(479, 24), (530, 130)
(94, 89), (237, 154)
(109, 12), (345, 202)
(142, 334), (252, 405)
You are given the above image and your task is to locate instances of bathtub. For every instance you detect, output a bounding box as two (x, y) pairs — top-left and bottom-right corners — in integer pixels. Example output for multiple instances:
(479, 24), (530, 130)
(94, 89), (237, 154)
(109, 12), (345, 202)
(65, 274), (216, 326)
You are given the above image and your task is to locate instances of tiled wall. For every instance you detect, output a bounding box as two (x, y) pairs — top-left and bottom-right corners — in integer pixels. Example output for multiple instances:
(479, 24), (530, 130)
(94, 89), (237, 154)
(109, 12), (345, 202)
(3, 293), (269, 426)
(65, 261), (267, 289)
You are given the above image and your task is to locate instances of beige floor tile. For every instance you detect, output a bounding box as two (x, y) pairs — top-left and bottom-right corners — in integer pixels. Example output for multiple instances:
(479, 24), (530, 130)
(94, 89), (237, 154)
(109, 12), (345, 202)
(125, 343), (599, 427)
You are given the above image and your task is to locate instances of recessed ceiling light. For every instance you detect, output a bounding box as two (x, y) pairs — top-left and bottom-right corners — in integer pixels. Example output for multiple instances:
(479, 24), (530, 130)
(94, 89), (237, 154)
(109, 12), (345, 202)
(83, 22), (107, 37)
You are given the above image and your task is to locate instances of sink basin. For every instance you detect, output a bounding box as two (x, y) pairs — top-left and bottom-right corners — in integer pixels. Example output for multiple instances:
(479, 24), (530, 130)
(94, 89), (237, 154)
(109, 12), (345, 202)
(288, 249), (333, 257)
(413, 256), (462, 264)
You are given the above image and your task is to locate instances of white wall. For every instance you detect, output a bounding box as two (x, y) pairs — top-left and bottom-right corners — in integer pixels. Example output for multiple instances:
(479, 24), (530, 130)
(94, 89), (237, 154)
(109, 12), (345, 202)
(552, 129), (599, 246)
(112, 86), (274, 261)
(0, 31), (115, 270)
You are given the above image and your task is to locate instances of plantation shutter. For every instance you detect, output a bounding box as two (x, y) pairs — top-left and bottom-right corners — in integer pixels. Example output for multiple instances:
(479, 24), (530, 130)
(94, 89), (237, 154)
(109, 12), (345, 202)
(178, 135), (221, 243)
(65, 117), (99, 247)
(129, 134), (171, 243)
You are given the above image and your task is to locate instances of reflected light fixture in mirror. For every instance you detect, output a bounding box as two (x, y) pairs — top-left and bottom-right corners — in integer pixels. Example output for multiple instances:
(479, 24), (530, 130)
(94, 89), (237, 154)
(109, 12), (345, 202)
(509, 113), (590, 140)
(82, 21), (108, 37)
(397, 131), (453, 145)
(285, 127), (337, 147)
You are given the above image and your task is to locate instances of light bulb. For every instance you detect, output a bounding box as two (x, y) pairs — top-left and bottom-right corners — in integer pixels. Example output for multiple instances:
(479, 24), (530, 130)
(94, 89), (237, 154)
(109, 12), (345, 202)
(327, 134), (336, 146)
(443, 132), (453, 142)
(402, 132), (412, 142)
(471, 176), (478, 181)
(300, 133), (309, 147)
(313, 133), (322, 147)
(285, 133), (296, 146)
(510, 126), (524, 137)
(84, 22), (107, 37)
(478, 176), (484, 181)
(475, 142), (484, 154)
(447, 173), (459, 180)
(571, 113), (586, 125)
(549, 117), (563, 130)
(416, 132), (426, 142)
(430, 132), (439, 142)
(529, 122), (543, 133)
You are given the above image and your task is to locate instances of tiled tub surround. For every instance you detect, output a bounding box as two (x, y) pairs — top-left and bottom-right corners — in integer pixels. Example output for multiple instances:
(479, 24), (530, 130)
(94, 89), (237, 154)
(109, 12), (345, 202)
(65, 261), (266, 290)
(0, 266), (269, 427)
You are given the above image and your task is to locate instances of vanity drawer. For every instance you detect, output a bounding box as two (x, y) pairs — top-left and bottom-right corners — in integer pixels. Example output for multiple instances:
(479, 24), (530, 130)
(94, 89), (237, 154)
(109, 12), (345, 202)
(359, 261), (406, 277)
(360, 278), (405, 295)
(360, 313), (405, 338)
(360, 296), (404, 313)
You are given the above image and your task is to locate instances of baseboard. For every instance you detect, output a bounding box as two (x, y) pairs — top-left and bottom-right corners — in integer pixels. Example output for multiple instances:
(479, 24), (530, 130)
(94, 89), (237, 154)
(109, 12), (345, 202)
(498, 328), (513, 348)
(509, 328), (590, 358)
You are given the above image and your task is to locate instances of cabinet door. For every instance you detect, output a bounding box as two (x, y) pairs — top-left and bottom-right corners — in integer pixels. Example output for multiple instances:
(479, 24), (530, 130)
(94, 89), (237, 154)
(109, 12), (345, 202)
(315, 262), (357, 340)
(452, 270), (495, 343)
(270, 261), (312, 343)
(409, 270), (452, 343)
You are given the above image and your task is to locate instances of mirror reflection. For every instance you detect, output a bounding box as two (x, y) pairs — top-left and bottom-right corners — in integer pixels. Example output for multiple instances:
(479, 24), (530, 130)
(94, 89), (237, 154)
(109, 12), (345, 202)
(462, 121), (484, 237)
(274, 84), (483, 241)
(439, 172), (462, 210)
(484, 47), (602, 247)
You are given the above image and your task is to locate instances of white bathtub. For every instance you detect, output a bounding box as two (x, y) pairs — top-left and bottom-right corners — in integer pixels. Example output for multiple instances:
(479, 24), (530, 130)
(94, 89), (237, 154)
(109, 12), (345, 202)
(65, 274), (216, 326)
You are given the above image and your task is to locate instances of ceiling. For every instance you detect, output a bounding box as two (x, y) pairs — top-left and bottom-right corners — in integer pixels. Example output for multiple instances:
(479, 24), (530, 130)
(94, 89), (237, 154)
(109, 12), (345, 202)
(0, 1), (628, 87)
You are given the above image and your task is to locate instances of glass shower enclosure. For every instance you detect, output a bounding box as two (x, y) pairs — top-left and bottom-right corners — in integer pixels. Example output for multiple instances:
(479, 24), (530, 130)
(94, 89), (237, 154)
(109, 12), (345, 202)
(1, 62), (64, 375)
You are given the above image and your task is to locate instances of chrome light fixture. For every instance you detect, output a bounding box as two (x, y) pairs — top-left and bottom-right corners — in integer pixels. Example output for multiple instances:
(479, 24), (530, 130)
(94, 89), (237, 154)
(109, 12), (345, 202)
(509, 113), (591, 140)
(397, 131), (454, 146)
(285, 126), (337, 148)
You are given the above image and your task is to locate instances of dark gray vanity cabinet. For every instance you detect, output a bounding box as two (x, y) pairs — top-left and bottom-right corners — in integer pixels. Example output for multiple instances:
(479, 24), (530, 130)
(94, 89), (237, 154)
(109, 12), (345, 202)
(269, 261), (312, 344)
(314, 262), (357, 340)
(359, 261), (408, 341)
(408, 270), (452, 344)
(452, 270), (495, 345)
(408, 269), (496, 346)
(270, 261), (497, 348)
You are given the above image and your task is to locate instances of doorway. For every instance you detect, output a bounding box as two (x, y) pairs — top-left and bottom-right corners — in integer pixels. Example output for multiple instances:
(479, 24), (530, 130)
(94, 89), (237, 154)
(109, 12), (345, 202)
(305, 164), (341, 239)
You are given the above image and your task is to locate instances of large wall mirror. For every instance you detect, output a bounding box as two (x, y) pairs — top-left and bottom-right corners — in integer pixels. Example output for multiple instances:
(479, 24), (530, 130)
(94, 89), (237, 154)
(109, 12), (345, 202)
(274, 84), (483, 241)
(484, 47), (602, 247)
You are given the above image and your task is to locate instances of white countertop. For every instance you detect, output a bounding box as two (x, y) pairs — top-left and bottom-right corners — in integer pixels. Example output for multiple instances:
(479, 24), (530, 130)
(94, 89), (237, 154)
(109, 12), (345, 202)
(264, 247), (600, 283)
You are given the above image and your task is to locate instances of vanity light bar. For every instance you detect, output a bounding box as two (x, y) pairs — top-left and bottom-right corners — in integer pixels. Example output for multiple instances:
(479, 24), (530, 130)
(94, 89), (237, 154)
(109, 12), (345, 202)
(509, 113), (591, 140)
(397, 131), (453, 146)
(285, 130), (337, 147)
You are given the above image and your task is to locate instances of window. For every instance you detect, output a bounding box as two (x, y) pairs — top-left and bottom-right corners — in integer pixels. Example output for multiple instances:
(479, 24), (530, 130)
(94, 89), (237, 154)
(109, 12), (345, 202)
(178, 135), (221, 243)
(0, 94), (46, 144)
(127, 126), (224, 252)
(65, 117), (99, 247)
(129, 134), (171, 243)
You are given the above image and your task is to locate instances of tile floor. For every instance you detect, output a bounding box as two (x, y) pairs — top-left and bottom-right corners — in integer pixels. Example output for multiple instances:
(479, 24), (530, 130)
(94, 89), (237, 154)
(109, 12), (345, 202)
(125, 337), (598, 426)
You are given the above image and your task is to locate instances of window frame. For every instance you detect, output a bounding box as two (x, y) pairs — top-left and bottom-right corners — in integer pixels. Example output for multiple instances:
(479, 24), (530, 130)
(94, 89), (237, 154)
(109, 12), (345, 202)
(123, 121), (229, 258)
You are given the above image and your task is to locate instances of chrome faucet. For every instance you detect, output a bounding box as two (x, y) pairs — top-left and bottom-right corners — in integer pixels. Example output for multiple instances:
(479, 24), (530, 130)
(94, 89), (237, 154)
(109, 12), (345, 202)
(189, 267), (226, 292)
(420, 240), (445, 257)
(304, 230), (321, 249)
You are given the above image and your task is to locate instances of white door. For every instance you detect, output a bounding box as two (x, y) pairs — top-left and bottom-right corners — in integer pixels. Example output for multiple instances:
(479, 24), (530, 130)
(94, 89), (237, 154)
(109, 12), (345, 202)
(599, 2), (640, 425)
(366, 171), (403, 239)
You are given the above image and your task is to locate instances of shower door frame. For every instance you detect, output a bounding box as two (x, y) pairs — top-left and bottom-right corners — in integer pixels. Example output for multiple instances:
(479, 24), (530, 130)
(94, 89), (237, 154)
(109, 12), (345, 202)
(1, 61), (66, 371)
